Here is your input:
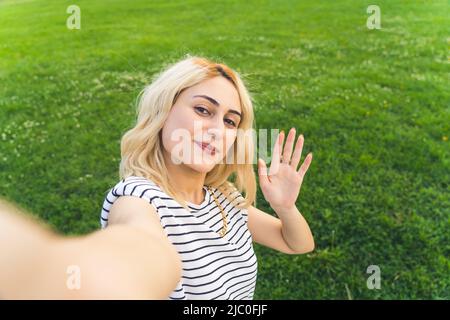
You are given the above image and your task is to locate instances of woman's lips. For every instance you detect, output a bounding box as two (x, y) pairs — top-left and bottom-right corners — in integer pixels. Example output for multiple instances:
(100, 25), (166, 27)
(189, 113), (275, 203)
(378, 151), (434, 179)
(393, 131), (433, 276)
(194, 141), (217, 155)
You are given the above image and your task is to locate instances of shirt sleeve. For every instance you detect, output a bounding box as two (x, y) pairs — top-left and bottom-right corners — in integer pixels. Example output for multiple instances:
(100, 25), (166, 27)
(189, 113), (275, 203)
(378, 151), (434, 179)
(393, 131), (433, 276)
(100, 178), (162, 228)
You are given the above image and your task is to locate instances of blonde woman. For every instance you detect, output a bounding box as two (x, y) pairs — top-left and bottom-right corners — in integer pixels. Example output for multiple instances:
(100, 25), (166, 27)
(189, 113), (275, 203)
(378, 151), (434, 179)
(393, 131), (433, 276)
(0, 56), (314, 299)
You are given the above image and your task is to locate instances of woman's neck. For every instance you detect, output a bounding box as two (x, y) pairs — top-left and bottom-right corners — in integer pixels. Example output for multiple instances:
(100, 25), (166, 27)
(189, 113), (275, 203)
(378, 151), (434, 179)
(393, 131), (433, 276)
(163, 152), (207, 205)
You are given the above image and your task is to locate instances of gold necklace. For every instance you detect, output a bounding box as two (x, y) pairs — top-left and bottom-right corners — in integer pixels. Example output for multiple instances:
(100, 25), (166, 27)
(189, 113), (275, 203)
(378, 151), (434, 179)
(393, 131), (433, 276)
(207, 186), (228, 237)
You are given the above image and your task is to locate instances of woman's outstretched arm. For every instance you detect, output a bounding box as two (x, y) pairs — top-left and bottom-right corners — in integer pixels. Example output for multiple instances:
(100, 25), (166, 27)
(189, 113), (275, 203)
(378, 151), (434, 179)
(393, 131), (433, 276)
(0, 197), (182, 299)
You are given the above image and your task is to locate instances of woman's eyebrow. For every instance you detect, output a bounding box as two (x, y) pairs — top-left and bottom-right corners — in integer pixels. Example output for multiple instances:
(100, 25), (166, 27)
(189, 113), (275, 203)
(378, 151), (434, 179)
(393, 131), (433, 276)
(192, 94), (242, 118)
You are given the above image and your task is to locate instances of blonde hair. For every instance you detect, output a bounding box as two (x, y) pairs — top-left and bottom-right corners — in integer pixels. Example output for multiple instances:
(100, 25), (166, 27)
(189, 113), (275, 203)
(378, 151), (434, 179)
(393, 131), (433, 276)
(119, 55), (256, 210)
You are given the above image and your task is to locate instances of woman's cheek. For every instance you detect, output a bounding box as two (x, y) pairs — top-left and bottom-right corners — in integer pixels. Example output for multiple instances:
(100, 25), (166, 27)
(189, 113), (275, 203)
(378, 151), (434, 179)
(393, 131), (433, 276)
(221, 134), (236, 157)
(163, 110), (196, 147)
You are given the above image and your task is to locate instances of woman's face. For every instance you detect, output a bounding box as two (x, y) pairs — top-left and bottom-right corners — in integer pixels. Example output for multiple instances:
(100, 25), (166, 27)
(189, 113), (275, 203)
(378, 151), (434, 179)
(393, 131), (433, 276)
(161, 76), (242, 173)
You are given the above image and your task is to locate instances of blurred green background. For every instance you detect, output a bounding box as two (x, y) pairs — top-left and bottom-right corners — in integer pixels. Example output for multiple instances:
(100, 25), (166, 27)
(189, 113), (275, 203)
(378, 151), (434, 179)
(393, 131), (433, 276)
(0, 0), (448, 299)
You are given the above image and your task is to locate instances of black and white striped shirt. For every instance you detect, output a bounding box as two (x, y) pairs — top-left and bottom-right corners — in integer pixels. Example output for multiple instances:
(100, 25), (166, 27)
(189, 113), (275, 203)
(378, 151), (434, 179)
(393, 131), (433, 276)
(100, 176), (258, 300)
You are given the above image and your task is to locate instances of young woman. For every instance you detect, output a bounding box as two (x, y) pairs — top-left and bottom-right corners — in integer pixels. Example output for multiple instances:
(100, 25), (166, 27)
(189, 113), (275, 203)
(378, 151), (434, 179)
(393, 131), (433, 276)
(0, 56), (314, 299)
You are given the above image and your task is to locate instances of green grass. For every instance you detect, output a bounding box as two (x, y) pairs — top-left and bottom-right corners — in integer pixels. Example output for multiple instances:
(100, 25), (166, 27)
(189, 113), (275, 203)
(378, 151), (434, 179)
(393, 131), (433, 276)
(0, 0), (448, 299)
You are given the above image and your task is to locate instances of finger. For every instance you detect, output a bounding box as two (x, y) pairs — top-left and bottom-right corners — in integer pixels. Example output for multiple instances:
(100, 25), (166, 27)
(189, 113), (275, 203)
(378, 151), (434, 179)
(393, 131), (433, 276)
(282, 128), (296, 164)
(269, 130), (284, 175)
(258, 158), (270, 188)
(290, 134), (304, 170)
(297, 152), (313, 178)
(277, 130), (284, 158)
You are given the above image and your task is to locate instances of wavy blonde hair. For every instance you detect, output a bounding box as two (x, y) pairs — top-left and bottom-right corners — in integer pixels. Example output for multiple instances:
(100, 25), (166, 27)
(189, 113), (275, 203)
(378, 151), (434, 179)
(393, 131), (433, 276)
(119, 55), (256, 210)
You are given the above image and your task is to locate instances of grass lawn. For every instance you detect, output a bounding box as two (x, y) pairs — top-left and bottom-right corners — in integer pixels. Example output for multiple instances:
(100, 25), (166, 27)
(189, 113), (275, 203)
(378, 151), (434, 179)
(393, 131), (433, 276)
(0, 0), (448, 299)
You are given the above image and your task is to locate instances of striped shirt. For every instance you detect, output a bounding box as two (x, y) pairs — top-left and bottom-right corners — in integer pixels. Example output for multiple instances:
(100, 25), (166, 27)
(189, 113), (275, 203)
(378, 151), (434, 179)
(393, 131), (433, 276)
(100, 176), (258, 300)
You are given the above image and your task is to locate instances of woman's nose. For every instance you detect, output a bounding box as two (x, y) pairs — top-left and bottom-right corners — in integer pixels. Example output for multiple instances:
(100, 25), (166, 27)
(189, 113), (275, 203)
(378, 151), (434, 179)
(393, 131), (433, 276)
(205, 118), (224, 140)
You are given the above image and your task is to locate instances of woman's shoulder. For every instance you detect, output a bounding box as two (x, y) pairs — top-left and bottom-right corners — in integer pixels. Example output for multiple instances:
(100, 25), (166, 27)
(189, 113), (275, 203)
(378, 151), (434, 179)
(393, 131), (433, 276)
(100, 176), (165, 228)
(110, 175), (164, 198)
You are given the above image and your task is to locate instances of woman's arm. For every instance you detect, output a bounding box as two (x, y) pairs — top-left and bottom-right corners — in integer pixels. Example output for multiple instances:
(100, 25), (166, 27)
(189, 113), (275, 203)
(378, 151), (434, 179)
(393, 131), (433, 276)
(247, 205), (314, 254)
(0, 197), (182, 299)
(254, 129), (315, 255)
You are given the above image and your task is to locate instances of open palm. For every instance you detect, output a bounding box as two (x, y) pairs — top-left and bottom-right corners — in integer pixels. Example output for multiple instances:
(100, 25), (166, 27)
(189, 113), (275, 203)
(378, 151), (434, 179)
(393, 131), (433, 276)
(258, 128), (313, 213)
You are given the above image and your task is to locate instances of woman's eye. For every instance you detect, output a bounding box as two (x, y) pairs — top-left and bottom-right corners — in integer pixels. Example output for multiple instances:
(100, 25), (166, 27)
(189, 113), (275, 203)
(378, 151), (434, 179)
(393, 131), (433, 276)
(195, 105), (237, 127)
(194, 106), (210, 115)
(225, 119), (237, 127)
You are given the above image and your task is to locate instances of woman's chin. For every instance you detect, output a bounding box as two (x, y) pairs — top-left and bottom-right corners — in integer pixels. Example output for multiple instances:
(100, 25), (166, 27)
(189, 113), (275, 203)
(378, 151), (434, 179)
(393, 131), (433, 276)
(185, 162), (217, 173)
(170, 150), (223, 172)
